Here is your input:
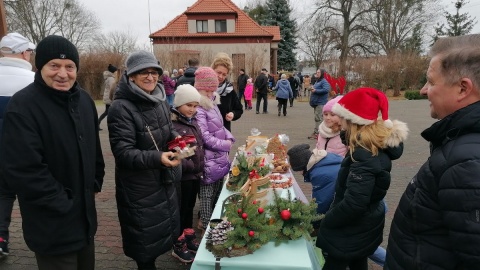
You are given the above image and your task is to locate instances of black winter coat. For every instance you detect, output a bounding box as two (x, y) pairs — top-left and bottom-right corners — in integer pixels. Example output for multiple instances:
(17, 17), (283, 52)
(317, 121), (407, 260)
(386, 102), (480, 270)
(0, 73), (105, 255)
(237, 73), (248, 91)
(108, 75), (180, 263)
(254, 73), (268, 94)
(217, 81), (243, 132)
(175, 67), (197, 89)
(171, 108), (205, 182)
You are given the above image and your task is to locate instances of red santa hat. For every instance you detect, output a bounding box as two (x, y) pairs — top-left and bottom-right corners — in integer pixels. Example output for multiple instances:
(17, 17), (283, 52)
(332, 87), (393, 128)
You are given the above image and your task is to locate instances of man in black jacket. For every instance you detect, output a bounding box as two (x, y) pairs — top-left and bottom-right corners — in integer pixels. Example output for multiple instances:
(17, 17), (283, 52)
(175, 58), (199, 89)
(386, 34), (480, 269)
(254, 68), (269, 114)
(237, 69), (249, 109)
(0, 35), (105, 270)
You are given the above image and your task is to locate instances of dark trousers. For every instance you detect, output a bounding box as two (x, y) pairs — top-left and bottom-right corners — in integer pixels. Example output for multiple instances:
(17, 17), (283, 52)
(256, 93), (268, 112)
(322, 255), (368, 270)
(35, 242), (95, 270)
(178, 179), (200, 231)
(238, 89), (247, 109)
(98, 104), (110, 125)
(0, 180), (15, 240)
(277, 98), (288, 115)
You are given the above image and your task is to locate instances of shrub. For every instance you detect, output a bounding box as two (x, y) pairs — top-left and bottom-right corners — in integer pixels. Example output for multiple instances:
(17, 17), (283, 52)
(404, 90), (427, 100)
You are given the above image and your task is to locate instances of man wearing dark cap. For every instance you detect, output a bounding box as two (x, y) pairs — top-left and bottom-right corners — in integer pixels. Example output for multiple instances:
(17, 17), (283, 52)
(0, 35), (105, 270)
(0, 32), (36, 258)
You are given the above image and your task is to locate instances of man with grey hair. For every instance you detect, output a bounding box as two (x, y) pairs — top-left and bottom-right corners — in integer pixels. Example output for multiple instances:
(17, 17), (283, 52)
(0, 32), (36, 258)
(386, 34), (480, 269)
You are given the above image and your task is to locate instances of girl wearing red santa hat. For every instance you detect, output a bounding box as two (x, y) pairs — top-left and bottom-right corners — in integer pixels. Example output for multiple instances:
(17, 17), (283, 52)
(315, 87), (409, 270)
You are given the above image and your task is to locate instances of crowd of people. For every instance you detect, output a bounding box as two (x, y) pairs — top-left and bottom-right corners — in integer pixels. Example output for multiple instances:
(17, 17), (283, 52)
(1, 31), (480, 270)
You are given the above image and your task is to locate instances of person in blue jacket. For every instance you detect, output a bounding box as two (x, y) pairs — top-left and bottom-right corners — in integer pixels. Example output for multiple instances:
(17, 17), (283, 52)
(274, 74), (293, 116)
(287, 144), (343, 218)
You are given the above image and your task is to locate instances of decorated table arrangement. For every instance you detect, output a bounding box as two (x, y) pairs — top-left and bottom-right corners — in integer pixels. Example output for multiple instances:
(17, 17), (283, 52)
(191, 131), (325, 270)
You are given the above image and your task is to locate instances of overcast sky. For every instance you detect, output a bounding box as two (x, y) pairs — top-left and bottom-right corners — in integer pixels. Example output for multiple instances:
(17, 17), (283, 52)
(78, 0), (480, 48)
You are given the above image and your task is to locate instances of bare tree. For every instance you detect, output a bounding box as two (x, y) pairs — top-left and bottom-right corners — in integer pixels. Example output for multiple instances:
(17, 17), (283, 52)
(4, 0), (99, 50)
(93, 30), (138, 55)
(297, 15), (337, 70)
(364, 0), (439, 55)
(313, 0), (378, 77)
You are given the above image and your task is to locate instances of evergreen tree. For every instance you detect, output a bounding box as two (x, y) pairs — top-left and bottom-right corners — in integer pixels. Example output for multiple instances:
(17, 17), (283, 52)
(263, 0), (298, 71)
(401, 24), (424, 55)
(244, 4), (268, 25)
(433, 0), (477, 43)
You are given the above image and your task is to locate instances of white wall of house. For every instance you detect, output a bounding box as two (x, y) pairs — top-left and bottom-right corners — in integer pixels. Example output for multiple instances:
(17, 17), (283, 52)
(153, 42), (271, 71)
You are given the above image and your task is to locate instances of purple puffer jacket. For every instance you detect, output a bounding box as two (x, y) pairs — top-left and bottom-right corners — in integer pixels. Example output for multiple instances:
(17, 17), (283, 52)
(196, 93), (235, 185)
(162, 75), (175, 96)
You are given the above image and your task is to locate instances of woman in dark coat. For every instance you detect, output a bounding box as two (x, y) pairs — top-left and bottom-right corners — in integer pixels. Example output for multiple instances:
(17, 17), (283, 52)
(108, 51), (181, 270)
(211, 52), (243, 132)
(316, 88), (408, 270)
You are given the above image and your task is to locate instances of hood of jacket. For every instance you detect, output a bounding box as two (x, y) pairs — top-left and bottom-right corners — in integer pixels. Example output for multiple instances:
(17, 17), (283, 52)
(103, 71), (114, 80)
(383, 120), (409, 160)
(277, 79), (290, 87)
(114, 73), (166, 104)
(199, 92), (221, 110)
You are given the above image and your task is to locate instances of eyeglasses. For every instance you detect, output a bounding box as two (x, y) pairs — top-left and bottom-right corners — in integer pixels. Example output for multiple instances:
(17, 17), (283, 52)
(137, 70), (159, 78)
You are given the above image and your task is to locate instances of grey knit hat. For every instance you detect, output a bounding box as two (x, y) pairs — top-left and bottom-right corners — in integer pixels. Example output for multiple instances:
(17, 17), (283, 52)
(287, 144), (312, 171)
(125, 50), (163, 76)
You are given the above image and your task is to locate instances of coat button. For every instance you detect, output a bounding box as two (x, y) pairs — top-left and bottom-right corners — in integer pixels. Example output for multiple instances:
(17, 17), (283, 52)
(79, 135), (83, 141)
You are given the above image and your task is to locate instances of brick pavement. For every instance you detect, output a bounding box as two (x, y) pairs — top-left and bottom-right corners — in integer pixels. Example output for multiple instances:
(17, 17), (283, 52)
(0, 98), (435, 270)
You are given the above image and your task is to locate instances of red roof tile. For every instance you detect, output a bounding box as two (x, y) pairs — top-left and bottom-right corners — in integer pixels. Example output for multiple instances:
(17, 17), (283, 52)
(150, 0), (279, 40)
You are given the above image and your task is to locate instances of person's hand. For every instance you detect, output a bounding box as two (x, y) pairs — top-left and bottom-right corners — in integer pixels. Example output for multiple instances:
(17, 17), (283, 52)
(225, 112), (234, 121)
(161, 151), (180, 167)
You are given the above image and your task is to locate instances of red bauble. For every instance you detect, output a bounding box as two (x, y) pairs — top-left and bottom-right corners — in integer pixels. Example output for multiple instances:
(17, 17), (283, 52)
(248, 230), (255, 237)
(280, 209), (291, 220)
(242, 213), (248, 219)
(252, 200), (257, 205)
(258, 207), (264, 214)
(237, 208), (243, 214)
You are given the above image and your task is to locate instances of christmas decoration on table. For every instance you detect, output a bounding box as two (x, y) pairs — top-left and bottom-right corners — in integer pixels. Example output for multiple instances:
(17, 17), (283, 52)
(205, 195), (281, 258)
(167, 135), (197, 159)
(239, 169), (271, 201)
(267, 190), (323, 243)
(269, 173), (294, 189)
(227, 153), (270, 192)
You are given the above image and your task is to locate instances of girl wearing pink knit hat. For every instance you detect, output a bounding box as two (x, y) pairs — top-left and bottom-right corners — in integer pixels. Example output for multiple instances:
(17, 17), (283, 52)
(315, 95), (347, 157)
(193, 67), (235, 234)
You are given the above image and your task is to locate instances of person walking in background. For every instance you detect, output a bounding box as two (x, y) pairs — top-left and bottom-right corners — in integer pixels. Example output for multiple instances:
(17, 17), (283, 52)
(303, 74), (311, 97)
(386, 34), (480, 270)
(176, 58), (199, 89)
(0, 32), (36, 258)
(0, 35), (105, 270)
(254, 68), (269, 114)
(107, 50), (183, 270)
(288, 73), (299, 107)
(308, 69), (330, 140)
(244, 78), (253, 110)
(274, 73), (293, 116)
(193, 67), (235, 234)
(237, 68), (249, 110)
(98, 64), (117, 130)
(170, 84), (205, 262)
(211, 52), (243, 132)
(162, 70), (176, 107)
(316, 87), (408, 270)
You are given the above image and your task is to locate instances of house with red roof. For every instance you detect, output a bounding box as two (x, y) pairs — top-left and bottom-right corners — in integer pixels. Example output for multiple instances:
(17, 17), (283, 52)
(150, 0), (281, 79)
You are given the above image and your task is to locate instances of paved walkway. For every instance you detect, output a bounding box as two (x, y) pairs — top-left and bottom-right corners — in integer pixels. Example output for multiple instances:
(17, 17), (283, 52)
(0, 98), (435, 269)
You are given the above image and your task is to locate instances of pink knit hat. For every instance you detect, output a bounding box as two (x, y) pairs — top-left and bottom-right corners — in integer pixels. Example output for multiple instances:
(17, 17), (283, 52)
(194, 67), (219, 91)
(323, 95), (343, 113)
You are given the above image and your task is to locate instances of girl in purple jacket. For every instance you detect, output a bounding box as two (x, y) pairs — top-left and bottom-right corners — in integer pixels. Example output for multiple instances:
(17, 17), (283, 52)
(193, 67), (235, 232)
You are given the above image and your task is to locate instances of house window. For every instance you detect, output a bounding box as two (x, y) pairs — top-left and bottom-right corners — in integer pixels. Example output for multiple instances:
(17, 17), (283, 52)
(196, 20), (208, 33)
(215, 20), (227, 32)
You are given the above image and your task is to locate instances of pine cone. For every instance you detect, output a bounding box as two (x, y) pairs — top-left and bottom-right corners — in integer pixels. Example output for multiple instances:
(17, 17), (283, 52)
(206, 220), (234, 245)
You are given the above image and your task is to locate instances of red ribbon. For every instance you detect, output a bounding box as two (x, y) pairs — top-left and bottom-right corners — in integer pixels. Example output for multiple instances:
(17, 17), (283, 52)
(167, 135), (197, 151)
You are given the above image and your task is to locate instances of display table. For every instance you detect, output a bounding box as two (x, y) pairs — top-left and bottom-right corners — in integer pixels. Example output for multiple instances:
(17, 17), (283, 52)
(191, 170), (323, 270)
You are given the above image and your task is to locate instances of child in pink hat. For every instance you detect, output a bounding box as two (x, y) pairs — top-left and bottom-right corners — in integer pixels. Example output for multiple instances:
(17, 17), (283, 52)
(315, 95), (347, 157)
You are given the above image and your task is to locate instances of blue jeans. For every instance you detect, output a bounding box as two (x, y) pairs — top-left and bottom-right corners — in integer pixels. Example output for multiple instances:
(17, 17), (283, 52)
(166, 94), (174, 107)
(369, 246), (386, 267)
